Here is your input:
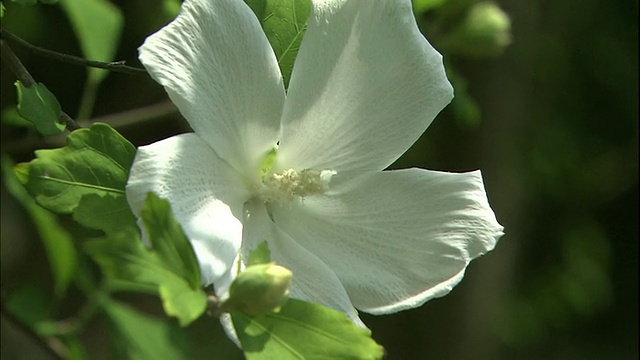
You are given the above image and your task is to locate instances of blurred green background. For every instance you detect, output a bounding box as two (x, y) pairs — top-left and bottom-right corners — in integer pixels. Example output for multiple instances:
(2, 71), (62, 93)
(1, 0), (637, 359)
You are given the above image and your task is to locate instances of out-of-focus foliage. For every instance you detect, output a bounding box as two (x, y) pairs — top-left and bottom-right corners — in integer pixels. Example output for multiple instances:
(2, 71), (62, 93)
(0, 0), (636, 359)
(59, 0), (123, 119)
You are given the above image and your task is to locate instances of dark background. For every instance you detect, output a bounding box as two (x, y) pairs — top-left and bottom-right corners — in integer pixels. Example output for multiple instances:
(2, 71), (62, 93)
(1, 0), (637, 359)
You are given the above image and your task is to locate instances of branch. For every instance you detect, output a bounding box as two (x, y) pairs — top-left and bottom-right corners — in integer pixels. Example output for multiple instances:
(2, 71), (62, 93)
(1, 39), (80, 131)
(0, 27), (147, 75)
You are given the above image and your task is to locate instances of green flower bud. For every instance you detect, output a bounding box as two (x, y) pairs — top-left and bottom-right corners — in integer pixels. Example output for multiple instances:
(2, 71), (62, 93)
(225, 263), (293, 316)
(443, 2), (512, 57)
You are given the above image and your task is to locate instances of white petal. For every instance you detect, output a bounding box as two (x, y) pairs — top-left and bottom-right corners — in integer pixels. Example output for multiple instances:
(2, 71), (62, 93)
(241, 200), (365, 327)
(273, 169), (503, 314)
(139, 0), (285, 176)
(126, 133), (249, 287)
(278, 0), (453, 180)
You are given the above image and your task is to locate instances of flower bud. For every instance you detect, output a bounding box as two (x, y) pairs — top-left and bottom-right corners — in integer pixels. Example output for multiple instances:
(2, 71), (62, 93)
(443, 2), (512, 57)
(225, 263), (293, 316)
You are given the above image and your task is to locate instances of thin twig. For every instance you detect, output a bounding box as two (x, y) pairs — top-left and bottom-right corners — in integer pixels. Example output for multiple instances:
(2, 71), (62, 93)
(1, 39), (80, 131)
(1, 101), (181, 154)
(79, 101), (179, 128)
(0, 27), (147, 75)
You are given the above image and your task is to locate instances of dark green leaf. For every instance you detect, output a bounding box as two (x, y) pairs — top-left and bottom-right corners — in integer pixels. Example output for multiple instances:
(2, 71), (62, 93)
(103, 300), (187, 360)
(413, 0), (447, 13)
(232, 299), (384, 360)
(15, 81), (65, 136)
(10, 0), (37, 6)
(4, 284), (51, 328)
(16, 123), (137, 234)
(3, 159), (77, 296)
(73, 193), (137, 236)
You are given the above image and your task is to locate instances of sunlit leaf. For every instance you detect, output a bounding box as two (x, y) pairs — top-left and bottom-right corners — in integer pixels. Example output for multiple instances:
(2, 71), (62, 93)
(246, 0), (311, 89)
(103, 300), (187, 360)
(140, 193), (201, 287)
(247, 241), (271, 266)
(16, 123), (137, 234)
(15, 81), (65, 135)
(84, 194), (206, 326)
(3, 159), (77, 296)
(232, 299), (384, 359)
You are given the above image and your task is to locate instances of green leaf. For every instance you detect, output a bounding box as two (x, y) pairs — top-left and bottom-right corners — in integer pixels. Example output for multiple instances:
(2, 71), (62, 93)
(60, 0), (123, 118)
(73, 193), (137, 236)
(3, 159), (77, 296)
(247, 0), (311, 89)
(84, 194), (207, 326)
(232, 299), (384, 360)
(1, 106), (35, 129)
(103, 300), (187, 360)
(140, 193), (201, 287)
(15, 81), (65, 136)
(4, 284), (51, 329)
(84, 231), (206, 326)
(10, 0), (37, 6)
(16, 123), (137, 234)
(247, 241), (271, 266)
(413, 0), (447, 13)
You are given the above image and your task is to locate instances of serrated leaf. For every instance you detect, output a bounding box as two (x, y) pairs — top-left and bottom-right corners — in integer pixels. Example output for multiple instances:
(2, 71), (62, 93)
(232, 299), (384, 360)
(3, 160), (77, 296)
(84, 193), (207, 326)
(246, 0), (311, 89)
(140, 193), (201, 287)
(247, 241), (271, 266)
(103, 300), (187, 360)
(15, 81), (65, 136)
(84, 231), (206, 326)
(16, 123), (136, 234)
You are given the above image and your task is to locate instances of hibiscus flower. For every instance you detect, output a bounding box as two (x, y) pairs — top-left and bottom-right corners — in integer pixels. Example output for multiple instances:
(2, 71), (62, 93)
(126, 0), (504, 328)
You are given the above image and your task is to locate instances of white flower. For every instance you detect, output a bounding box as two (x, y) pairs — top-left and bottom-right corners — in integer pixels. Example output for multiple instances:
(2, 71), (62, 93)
(126, 0), (503, 328)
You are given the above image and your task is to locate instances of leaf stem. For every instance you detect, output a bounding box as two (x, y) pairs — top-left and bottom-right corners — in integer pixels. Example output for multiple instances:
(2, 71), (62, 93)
(0, 27), (147, 75)
(1, 39), (81, 131)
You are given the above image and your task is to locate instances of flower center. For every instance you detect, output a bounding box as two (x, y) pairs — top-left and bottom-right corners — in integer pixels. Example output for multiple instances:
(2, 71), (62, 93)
(254, 145), (335, 205)
(258, 168), (336, 205)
